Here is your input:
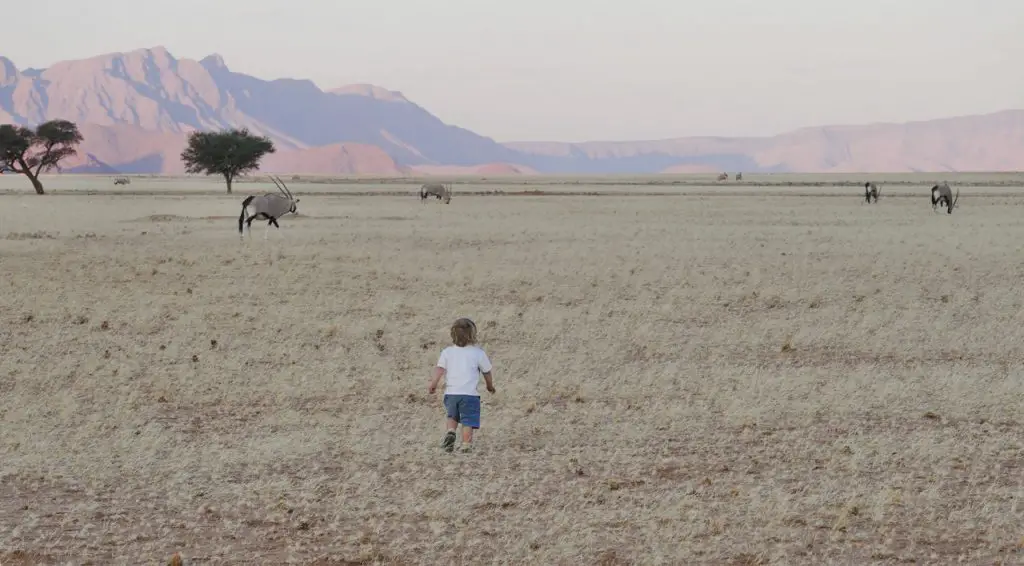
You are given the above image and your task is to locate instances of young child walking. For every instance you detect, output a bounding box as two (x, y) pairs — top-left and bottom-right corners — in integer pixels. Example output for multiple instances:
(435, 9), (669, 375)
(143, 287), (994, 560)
(427, 317), (495, 453)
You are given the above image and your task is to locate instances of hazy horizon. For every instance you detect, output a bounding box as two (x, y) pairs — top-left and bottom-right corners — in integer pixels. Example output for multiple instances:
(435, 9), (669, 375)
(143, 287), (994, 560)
(9, 0), (1024, 143)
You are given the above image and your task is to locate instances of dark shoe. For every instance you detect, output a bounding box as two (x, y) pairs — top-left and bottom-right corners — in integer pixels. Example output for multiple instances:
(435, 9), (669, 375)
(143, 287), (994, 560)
(442, 431), (456, 452)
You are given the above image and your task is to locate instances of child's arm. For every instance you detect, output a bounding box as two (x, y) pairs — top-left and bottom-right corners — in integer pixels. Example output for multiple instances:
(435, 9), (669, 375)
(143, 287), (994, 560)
(428, 366), (446, 394)
(480, 351), (495, 393)
(429, 349), (448, 394)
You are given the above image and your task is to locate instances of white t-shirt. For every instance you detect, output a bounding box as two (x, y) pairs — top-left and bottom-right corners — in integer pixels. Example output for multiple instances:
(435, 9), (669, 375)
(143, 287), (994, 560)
(437, 345), (492, 396)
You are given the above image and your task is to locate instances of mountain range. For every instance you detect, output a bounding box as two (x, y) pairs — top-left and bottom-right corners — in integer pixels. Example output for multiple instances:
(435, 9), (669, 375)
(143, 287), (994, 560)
(1, 46), (1022, 175)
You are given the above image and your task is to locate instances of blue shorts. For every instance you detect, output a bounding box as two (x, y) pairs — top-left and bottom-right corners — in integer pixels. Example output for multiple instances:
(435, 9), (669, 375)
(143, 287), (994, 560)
(444, 394), (481, 429)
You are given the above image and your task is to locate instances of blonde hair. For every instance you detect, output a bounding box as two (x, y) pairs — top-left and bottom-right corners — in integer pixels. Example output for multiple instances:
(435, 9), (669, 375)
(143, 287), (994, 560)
(450, 318), (477, 347)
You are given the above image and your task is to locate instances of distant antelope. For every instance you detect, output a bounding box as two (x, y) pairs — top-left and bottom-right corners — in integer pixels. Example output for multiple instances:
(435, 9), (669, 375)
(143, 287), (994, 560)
(113, 176), (131, 185)
(864, 182), (880, 203)
(930, 182), (959, 214)
(716, 173), (729, 182)
(420, 182), (452, 204)
(238, 175), (300, 239)
(735, 173), (743, 181)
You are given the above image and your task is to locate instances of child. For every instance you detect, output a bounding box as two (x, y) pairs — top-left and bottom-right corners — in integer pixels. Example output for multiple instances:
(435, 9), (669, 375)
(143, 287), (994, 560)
(427, 317), (495, 453)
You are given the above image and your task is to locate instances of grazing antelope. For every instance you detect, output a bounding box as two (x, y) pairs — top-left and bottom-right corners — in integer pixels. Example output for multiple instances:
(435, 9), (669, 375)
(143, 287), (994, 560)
(419, 182), (452, 204)
(930, 182), (959, 214)
(716, 173), (729, 181)
(238, 175), (300, 240)
(113, 176), (131, 185)
(864, 182), (880, 203)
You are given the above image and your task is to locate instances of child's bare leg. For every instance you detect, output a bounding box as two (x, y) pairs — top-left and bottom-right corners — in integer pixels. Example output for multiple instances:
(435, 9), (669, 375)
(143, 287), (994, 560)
(462, 427), (474, 444)
(442, 418), (458, 452)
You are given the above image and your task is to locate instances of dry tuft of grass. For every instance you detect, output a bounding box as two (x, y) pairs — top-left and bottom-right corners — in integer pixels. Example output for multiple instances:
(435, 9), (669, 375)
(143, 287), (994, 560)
(2, 185), (1024, 564)
(5, 230), (57, 240)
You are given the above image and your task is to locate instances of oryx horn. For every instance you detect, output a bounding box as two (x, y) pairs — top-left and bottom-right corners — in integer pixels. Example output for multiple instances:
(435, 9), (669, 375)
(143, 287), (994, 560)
(270, 175), (294, 200)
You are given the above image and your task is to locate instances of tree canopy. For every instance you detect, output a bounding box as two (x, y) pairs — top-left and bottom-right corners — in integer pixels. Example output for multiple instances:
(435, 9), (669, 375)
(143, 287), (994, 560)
(0, 119), (84, 194)
(180, 128), (276, 193)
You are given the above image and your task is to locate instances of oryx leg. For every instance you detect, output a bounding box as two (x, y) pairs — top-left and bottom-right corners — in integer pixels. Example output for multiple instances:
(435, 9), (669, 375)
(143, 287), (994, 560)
(262, 217), (283, 240)
(246, 213), (267, 238)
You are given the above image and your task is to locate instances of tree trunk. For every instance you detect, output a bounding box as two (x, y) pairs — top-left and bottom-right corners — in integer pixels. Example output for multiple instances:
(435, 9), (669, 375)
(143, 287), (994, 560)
(27, 173), (44, 194)
(17, 158), (45, 194)
(224, 173), (233, 194)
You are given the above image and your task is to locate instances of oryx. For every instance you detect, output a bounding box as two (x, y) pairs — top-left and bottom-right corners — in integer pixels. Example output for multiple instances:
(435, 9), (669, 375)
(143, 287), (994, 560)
(419, 182), (452, 204)
(864, 182), (880, 203)
(735, 172), (743, 181)
(238, 175), (300, 240)
(930, 182), (959, 214)
(716, 173), (729, 182)
(113, 176), (131, 185)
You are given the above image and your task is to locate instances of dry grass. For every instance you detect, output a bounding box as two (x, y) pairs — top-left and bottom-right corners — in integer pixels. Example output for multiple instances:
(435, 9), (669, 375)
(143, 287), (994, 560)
(2, 179), (1024, 564)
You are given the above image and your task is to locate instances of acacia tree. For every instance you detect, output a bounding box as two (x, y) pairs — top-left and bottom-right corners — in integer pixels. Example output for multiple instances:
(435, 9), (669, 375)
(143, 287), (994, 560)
(180, 128), (275, 193)
(0, 120), (84, 194)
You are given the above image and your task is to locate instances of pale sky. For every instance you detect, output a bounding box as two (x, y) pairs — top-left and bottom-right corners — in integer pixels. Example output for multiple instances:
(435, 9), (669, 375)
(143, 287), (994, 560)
(8, 0), (1024, 142)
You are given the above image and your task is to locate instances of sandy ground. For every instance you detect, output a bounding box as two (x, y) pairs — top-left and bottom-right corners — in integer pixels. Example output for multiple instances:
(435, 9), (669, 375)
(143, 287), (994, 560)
(2, 178), (1024, 564)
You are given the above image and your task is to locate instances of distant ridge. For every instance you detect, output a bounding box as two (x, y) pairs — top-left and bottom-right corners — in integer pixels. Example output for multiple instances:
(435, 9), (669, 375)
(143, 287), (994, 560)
(1, 47), (1022, 174)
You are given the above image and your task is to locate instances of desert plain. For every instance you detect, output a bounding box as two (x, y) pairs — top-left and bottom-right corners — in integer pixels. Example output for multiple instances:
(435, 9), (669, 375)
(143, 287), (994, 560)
(2, 173), (1024, 565)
